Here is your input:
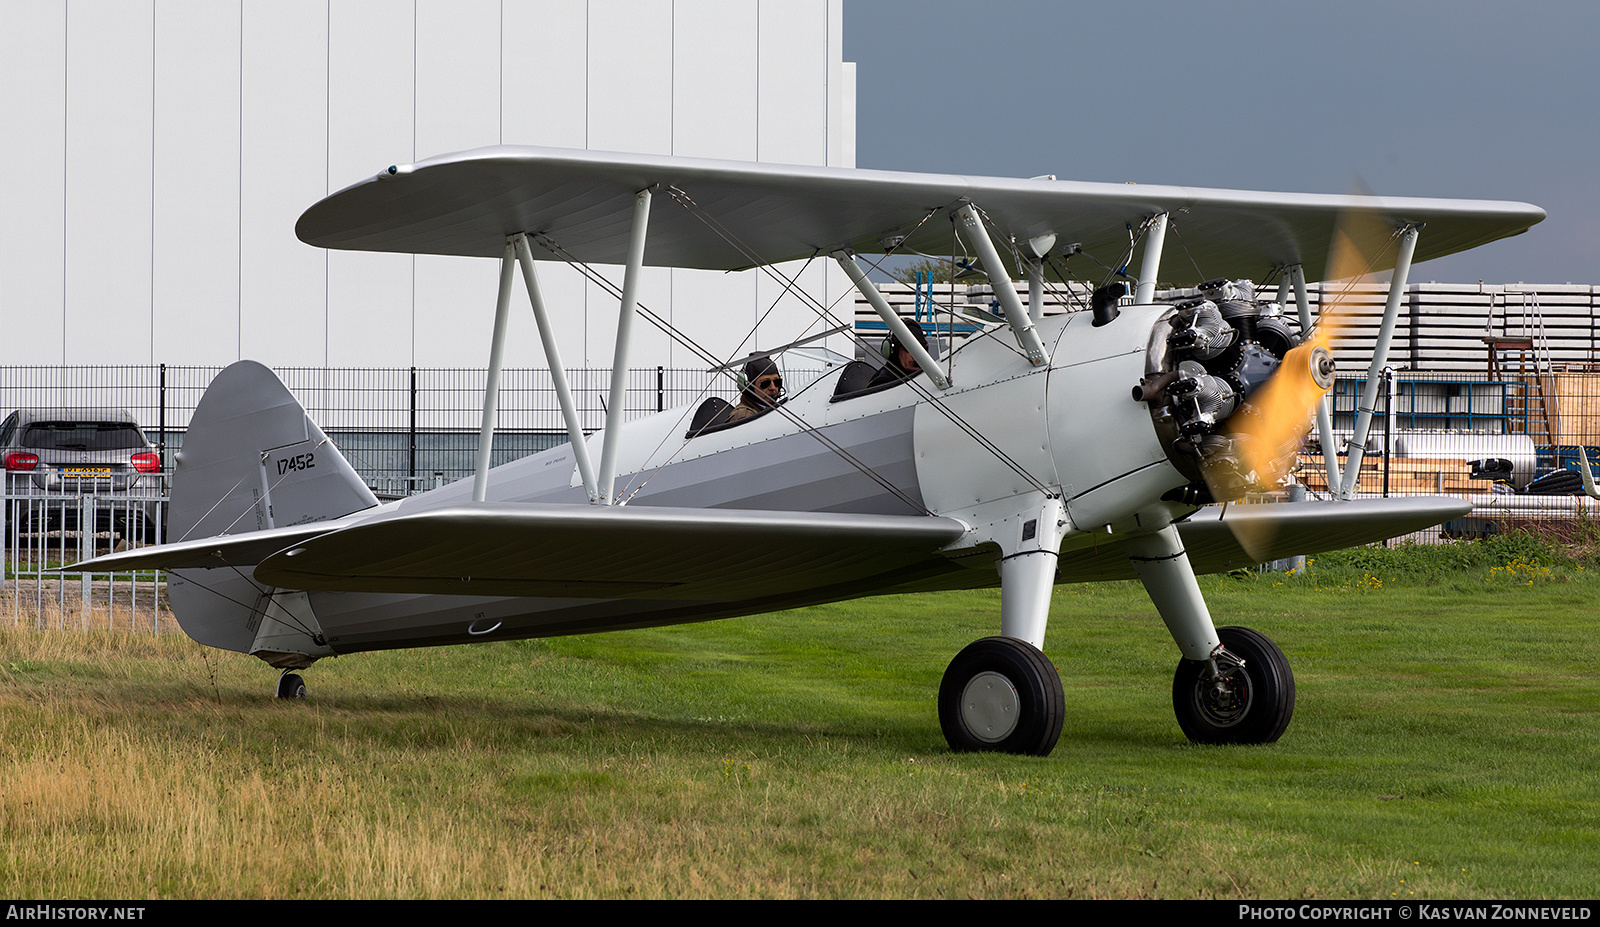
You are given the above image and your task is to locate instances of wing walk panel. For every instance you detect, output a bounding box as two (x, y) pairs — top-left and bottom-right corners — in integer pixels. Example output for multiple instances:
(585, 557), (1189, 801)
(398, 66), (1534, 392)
(253, 503), (968, 600)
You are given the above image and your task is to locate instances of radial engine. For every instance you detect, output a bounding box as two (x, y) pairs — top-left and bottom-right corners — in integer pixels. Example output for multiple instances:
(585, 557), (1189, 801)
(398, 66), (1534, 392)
(1134, 278), (1333, 504)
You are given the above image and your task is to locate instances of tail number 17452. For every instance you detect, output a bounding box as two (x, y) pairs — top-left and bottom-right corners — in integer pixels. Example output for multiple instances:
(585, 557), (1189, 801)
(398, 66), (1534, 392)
(275, 452), (316, 476)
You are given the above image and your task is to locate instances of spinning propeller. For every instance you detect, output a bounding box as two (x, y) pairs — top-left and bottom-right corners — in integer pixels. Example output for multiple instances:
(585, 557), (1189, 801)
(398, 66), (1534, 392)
(1137, 188), (1405, 560)
(1221, 201), (1393, 489)
(1213, 197), (1401, 558)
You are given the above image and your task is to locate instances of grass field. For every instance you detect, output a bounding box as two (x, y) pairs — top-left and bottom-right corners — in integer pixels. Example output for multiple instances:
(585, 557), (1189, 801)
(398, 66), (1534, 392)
(1, 538), (1597, 899)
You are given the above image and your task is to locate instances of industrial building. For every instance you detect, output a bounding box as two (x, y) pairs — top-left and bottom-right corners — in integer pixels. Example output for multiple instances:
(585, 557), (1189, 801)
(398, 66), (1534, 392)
(0, 0), (856, 371)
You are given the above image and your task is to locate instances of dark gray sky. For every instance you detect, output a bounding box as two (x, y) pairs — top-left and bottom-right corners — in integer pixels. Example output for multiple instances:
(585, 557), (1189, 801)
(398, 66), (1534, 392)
(845, 0), (1597, 285)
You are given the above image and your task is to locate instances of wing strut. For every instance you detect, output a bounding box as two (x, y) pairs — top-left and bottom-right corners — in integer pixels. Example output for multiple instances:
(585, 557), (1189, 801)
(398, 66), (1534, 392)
(1027, 258), (1045, 323)
(597, 188), (654, 505)
(832, 251), (952, 390)
(1338, 225), (1420, 499)
(954, 205), (1050, 366)
(474, 235), (602, 503)
(1133, 213), (1170, 305)
(1287, 263), (1343, 493)
(514, 233), (598, 499)
(473, 241), (518, 502)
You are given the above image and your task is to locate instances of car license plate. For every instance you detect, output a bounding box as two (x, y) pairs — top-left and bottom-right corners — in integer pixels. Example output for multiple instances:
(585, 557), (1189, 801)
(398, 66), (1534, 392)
(60, 467), (113, 479)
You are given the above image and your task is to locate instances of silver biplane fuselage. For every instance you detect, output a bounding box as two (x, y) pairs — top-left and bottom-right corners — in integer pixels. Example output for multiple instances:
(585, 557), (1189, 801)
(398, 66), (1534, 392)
(163, 304), (1172, 657)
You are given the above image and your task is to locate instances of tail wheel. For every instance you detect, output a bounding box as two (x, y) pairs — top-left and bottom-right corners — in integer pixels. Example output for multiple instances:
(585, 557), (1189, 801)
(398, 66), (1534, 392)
(1173, 626), (1294, 744)
(938, 636), (1065, 756)
(276, 671), (307, 700)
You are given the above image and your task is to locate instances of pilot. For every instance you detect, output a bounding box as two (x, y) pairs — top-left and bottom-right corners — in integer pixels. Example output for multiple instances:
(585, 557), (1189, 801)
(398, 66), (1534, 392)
(868, 319), (931, 390)
(727, 355), (784, 423)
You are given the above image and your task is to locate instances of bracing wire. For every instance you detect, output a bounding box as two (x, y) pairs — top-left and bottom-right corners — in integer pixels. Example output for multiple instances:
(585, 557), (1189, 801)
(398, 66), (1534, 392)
(1309, 226), (1410, 342)
(531, 234), (935, 515)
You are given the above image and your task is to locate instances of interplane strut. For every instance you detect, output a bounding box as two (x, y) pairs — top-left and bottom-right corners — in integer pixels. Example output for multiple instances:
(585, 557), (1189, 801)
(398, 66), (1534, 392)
(597, 189), (654, 505)
(1338, 225), (1421, 499)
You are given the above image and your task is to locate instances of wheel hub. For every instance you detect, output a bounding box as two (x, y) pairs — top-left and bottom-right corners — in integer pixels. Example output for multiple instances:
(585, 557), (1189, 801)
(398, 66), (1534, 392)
(1193, 666), (1252, 727)
(960, 671), (1021, 743)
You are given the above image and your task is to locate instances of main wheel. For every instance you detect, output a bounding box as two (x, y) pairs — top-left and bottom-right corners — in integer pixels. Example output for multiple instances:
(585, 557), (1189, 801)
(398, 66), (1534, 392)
(276, 672), (307, 700)
(1173, 626), (1294, 744)
(938, 636), (1065, 756)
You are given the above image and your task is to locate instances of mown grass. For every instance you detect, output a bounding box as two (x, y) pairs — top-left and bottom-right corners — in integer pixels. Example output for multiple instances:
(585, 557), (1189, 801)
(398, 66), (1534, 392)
(1, 535), (1596, 898)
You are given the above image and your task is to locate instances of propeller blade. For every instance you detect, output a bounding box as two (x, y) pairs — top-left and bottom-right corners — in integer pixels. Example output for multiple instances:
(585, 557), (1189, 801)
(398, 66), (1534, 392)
(1211, 185), (1398, 559)
(1223, 188), (1398, 488)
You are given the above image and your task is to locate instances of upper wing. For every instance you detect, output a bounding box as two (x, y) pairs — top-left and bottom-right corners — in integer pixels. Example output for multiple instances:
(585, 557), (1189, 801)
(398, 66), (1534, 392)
(296, 145), (1544, 285)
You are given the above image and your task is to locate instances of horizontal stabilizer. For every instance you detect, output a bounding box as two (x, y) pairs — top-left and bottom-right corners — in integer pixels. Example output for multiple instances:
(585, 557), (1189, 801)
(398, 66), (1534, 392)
(254, 503), (968, 600)
(62, 516), (365, 575)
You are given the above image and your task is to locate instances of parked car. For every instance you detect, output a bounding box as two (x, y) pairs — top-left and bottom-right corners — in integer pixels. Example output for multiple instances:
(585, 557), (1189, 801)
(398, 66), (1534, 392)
(1, 408), (163, 543)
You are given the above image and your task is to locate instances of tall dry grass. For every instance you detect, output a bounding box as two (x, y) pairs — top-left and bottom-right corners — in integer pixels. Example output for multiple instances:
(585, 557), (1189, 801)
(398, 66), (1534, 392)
(2, 587), (169, 634)
(1, 628), (583, 898)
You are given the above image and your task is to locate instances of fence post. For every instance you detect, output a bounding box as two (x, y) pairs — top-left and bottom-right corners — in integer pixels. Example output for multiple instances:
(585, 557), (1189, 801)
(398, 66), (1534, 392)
(1, 475), (8, 594)
(1383, 367), (1394, 498)
(409, 366), (418, 492)
(657, 366), (664, 412)
(158, 363), (167, 469)
(80, 494), (93, 615)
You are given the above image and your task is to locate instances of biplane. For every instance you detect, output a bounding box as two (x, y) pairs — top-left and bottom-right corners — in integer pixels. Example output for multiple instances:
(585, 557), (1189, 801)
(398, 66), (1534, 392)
(70, 145), (1543, 755)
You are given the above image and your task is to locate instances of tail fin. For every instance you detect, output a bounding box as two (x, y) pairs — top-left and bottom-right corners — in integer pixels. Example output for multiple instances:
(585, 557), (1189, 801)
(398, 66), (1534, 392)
(171, 361), (377, 541)
(168, 361), (377, 661)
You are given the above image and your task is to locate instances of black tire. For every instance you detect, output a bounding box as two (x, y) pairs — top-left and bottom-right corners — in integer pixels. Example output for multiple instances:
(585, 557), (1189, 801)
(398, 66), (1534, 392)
(276, 672), (307, 700)
(1173, 626), (1294, 745)
(938, 636), (1065, 756)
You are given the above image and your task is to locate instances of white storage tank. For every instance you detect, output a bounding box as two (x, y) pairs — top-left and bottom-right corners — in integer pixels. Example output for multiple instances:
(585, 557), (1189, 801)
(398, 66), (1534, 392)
(1390, 432), (1539, 488)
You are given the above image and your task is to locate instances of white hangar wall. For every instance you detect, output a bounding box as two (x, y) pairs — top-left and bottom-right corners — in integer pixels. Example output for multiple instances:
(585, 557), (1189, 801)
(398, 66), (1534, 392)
(0, 0), (856, 372)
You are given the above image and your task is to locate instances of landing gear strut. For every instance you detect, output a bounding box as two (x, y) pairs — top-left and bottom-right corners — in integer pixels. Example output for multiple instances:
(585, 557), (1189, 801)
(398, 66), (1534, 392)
(938, 637), (1065, 756)
(276, 670), (307, 700)
(1123, 526), (1295, 744)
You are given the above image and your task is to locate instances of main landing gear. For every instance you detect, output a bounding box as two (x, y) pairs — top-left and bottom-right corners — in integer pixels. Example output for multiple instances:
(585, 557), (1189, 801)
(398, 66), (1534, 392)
(935, 497), (1071, 756)
(936, 518), (1296, 756)
(938, 637), (1065, 756)
(1172, 626), (1294, 745)
(276, 670), (307, 699)
(1125, 525), (1296, 745)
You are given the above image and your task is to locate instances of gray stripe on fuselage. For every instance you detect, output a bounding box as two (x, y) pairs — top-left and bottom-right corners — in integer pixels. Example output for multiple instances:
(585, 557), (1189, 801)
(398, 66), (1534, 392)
(313, 406), (927, 651)
(619, 407), (923, 515)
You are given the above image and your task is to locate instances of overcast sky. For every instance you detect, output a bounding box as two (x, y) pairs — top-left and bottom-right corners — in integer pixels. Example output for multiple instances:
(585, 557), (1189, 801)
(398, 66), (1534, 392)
(844, 0), (1596, 286)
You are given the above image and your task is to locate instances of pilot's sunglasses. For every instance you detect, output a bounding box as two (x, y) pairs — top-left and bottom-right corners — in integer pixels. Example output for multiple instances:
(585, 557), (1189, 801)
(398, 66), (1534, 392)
(757, 376), (783, 390)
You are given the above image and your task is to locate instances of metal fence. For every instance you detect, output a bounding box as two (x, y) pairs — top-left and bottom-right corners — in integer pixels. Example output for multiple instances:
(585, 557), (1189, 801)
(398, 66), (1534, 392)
(1304, 364), (1600, 543)
(0, 363), (817, 628)
(3, 478), (168, 631)
(0, 363), (819, 495)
